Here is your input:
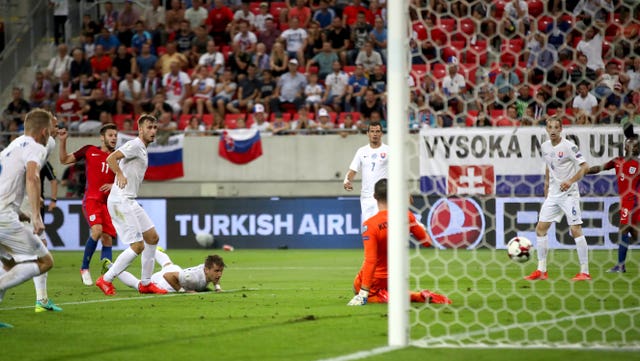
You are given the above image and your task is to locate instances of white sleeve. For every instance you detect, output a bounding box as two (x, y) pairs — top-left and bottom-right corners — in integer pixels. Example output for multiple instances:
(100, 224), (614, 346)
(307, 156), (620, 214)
(119, 139), (142, 160)
(25, 143), (47, 168)
(569, 142), (586, 165)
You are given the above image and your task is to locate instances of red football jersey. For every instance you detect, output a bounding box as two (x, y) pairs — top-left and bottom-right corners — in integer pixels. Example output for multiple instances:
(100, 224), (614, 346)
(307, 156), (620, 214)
(73, 145), (115, 201)
(604, 157), (640, 202)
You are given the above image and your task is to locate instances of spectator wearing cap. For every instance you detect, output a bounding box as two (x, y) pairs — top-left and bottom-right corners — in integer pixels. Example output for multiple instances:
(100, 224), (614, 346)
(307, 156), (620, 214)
(185, 0), (208, 29)
(279, 17), (308, 66)
(313, 0), (336, 29)
(270, 58), (307, 116)
(250, 104), (272, 133)
(254, 3), (273, 33)
(311, 108), (335, 134)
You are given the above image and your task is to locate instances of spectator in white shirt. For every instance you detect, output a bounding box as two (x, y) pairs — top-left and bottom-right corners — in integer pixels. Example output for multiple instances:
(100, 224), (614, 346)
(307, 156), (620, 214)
(279, 17), (308, 66)
(441, 63), (467, 113)
(572, 81), (599, 121)
(184, 0), (208, 29)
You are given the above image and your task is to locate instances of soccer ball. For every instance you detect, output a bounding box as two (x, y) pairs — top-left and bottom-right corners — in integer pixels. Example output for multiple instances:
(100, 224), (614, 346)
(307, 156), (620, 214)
(507, 236), (533, 263)
(195, 233), (214, 248)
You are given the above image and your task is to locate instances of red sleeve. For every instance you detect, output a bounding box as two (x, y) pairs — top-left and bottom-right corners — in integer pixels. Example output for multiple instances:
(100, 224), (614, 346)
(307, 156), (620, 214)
(602, 158), (617, 171)
(73, 145), (93, 161)
(409, 211), (430, 247)
(225, 8), (234, 21)
(360, 217), (379, 289)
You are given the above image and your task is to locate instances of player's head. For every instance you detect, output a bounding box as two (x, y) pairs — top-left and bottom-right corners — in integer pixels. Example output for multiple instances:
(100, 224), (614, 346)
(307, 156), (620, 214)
(624, 136), (639, 158)
(100, 123), (118, 152)
(137, 114), (158, 145)
(545, 116), (562, 143)
(367, 122), (383, 146)
(373, 178), (388, 203)
(24, 108), (53, 146)
(204, 255), (225, 284)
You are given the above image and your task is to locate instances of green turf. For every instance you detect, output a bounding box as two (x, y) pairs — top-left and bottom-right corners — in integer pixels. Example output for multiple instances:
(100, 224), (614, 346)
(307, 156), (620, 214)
(0, 249), (638, 361)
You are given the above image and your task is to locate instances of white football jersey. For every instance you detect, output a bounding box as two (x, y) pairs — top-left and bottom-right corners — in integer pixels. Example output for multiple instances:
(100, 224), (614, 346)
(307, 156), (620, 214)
(0, 136), (47, 211)
(541, 137), (586, 197)
(108, 137), (148, 200)
(178, 264), (208, 292)
(349, 143), (389, 198)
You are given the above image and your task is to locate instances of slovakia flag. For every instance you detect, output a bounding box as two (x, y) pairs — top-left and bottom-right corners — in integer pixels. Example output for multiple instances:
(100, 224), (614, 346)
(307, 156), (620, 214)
(218, 128), (263, 164)
(117, 133), (185, 181)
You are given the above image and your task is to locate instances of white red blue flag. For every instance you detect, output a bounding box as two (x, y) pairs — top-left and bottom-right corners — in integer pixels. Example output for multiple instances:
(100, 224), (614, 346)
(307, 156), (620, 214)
(117, 133), (185, 180)
(218, 128), (263, 164)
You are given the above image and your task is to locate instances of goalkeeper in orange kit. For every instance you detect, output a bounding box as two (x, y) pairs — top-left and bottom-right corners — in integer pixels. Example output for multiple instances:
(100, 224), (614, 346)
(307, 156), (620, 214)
(347, 178), (452, 306)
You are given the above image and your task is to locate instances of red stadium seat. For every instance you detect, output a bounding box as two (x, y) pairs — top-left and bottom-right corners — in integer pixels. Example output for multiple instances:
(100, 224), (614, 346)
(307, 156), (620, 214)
(459, 63), (477, 86)
(459, 18), (475, 36)
(269, 2), (287, 19)
(538, 15), (554, 33)
(466, 40), (487, 65)
(224, 113), (246, 129)
(432, 63), (447, 80)
(343, 65), (356, 75)
(202, 114), (215, 127)
(337, 112), (361, 125)
(465, 109), (479, 127)
(270, 113), (292, 122)
(112, 114), (133, 130)
(528, 0), (544, 17)
(178, 114), (192, 130)
(493, 0), (507, 19)
(412, 21), (428, 41)
(437, 18), (456, 33)
(249, 1), (262, 15)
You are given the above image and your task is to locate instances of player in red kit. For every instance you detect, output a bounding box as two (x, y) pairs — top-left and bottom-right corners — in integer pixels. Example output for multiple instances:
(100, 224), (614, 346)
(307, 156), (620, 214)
(59, 123), (118, 285)
(588, 124), (640, 273)
(347, 178), (451, 306)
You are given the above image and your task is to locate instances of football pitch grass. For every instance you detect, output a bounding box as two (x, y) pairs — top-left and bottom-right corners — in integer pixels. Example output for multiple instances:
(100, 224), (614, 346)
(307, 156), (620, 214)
(0, 249), (638, 361)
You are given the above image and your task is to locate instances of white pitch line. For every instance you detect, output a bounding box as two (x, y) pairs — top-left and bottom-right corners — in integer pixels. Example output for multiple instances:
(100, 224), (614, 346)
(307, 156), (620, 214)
(315, 306), (640, 361)
(0, 288), (260, 311)
(315, 346), (403, 361)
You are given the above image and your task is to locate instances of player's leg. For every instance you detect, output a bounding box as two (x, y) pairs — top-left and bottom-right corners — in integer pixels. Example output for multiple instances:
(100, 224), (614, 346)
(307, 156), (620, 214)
(131, 203), (166, 294)
(80, 224), (103, 286)
(562, 196), (590, 280)
(117, 270), (142, 290)
(154, 247), (172, 267)
(97, 199), (141, 295)
(525, 198), (560, 280)
(100, 202), (116, 263)
(360, 197), (379, 224)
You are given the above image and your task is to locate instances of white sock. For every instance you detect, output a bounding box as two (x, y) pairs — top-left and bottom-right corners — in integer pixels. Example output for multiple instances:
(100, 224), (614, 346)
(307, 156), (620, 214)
(140, 243), (157, 285)
(575, 235), (589, 274)
(0, 262), (40, 291)
(117, 271), (141, 290)
(33, 272), (48, 302)
(154, 250), (171, 267)
(536, 235), (548, 272)
(104, 247), (138, 282)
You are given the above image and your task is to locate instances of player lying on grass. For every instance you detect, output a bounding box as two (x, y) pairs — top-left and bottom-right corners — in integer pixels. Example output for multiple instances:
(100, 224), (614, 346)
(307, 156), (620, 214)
(348, 178), (452, 306)
(103, 251), (225, 293)
(587, 123), (640, 273)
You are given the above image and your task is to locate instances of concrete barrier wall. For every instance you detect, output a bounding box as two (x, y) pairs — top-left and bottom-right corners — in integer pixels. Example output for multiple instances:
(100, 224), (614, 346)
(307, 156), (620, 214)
(55, 133), (421, 197)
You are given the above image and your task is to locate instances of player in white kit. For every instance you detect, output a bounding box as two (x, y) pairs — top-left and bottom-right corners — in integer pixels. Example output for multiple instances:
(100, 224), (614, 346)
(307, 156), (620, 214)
(96, 114), (166, 295)
(106, 252), (225, 293)
(525, 117), (591, 282)
(344, 122), (389, 224)
(0, 109), (56, 327)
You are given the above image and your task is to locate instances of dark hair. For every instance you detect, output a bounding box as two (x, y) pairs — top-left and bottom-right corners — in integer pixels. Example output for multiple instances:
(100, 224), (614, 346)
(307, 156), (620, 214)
(367, 121), (382, 132)
(373, 178), (387, 201)
(205, 255), (226, 269)
(100, 123), (118, 135)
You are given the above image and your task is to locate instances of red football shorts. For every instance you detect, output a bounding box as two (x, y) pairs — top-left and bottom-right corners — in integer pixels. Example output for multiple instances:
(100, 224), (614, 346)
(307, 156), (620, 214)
(619, 199), (640, 226)
(83, 198), (116, 237)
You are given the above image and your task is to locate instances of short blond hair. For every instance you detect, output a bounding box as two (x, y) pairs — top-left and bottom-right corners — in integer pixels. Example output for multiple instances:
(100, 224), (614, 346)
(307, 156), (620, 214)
(24, 109), (53, 134)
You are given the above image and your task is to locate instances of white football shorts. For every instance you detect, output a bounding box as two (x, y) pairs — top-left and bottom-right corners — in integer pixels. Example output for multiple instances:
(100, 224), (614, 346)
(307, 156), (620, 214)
(360, 196), (379, 224)
(107, 198), (154, 244)
(151, 264), (182, 292)
(538, 191), (583, 225)
(0, 209), (49, 262)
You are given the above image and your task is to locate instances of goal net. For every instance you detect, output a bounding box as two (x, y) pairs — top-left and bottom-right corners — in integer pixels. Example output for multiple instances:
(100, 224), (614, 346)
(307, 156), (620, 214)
(400, 0), (640, 350)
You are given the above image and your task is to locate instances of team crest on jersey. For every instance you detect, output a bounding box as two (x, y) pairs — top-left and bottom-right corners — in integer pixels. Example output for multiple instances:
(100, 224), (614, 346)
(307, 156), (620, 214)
(630, 167), (637, 174)
(558, 151), (564, 158)
(89, 214), (96, 221)
(380, 153), (387, 159)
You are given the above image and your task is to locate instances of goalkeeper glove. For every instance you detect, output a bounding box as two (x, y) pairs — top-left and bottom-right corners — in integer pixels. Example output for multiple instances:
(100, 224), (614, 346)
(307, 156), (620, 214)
(347, 289), (369, 306)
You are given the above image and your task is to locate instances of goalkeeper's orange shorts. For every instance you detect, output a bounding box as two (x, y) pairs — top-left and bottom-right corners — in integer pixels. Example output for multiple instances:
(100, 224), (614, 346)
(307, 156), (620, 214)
(353, 272), (389, 304)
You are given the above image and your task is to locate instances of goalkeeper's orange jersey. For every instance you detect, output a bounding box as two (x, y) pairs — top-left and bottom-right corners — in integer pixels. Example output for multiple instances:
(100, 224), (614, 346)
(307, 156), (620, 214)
(359, 210), (429, 289)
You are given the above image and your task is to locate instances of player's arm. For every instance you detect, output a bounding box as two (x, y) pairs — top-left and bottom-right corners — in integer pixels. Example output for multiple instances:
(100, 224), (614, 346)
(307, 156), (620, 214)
(544, 167), (549, 198)
(343, 169), (357, 191)
(409, 212), (431, 247)
(587, 159), (615, 174)
(106, 150), (128, 189)
(26, 161), (44, 235)
(163, 271), (182, 292)
(58, 127), (77, 164)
